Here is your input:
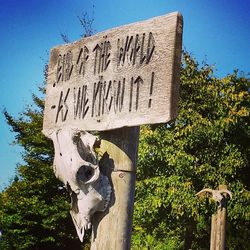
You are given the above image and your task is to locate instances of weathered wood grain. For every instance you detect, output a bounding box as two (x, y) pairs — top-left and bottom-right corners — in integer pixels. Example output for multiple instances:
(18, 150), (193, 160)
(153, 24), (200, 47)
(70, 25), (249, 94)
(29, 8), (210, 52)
(43, 12), (183, 136)
(91, 127), (139, 250)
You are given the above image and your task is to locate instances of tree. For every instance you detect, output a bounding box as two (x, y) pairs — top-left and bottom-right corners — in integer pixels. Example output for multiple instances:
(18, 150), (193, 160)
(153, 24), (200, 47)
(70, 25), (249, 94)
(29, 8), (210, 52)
(131, 52), (250, 249)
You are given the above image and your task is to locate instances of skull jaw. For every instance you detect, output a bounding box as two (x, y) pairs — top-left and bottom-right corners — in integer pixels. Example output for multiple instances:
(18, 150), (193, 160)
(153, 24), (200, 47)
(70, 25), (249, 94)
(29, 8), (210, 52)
(70, 175), (112, 242)
(70, 210), (90, 242)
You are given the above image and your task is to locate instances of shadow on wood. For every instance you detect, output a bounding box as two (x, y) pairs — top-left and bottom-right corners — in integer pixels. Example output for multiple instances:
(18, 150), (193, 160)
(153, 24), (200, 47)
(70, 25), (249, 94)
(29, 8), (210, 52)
(91, 127), (139, 250)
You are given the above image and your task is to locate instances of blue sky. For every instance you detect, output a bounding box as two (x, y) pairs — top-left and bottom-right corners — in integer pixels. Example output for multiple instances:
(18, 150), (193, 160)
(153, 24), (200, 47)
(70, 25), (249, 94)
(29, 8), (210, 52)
(0, 0), (249, 189)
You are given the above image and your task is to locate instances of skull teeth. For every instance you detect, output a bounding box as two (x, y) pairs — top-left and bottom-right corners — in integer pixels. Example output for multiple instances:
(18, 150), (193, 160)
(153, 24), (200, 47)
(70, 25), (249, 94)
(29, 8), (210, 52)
(78, 227), (85, 242)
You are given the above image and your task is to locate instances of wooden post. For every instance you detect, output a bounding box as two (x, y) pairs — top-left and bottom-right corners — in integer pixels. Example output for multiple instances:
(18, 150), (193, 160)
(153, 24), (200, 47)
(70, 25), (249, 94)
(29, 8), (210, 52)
(209, 185), (228, 250)
(197, 185), (231, 250)
(210, 214), (216, 250)
(220, 205), (227, 250)
(216, 185), (227, 250)
(91, 127), (139, 250)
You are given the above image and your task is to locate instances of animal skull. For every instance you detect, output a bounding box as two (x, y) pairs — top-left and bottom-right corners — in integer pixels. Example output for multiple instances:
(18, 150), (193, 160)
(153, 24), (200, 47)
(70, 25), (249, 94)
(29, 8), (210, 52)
(50, 129), (111, 241)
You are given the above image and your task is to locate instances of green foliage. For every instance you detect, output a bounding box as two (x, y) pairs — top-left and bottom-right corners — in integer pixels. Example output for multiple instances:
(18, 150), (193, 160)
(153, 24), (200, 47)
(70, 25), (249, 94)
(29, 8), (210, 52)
(132, 52), (250, 249)
(0, 87), (83, 249)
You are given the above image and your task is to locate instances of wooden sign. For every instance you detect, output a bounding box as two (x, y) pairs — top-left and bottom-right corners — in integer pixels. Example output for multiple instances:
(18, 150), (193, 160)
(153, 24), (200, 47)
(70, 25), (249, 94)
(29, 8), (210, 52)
(43, 12), (183, 135)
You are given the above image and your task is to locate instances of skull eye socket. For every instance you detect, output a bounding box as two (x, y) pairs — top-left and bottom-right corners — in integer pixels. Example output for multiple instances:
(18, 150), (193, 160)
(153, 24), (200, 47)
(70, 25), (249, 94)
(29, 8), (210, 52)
(77, 165), (95, 183)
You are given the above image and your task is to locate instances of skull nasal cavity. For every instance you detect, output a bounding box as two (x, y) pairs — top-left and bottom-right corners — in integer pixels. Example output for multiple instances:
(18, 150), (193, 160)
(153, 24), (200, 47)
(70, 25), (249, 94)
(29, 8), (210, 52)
(76, 165), (95, 183)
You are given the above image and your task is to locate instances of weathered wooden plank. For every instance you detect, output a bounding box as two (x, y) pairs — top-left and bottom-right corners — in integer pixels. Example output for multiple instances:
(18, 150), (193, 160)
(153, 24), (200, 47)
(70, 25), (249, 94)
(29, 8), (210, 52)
(43, 12), (183, 136)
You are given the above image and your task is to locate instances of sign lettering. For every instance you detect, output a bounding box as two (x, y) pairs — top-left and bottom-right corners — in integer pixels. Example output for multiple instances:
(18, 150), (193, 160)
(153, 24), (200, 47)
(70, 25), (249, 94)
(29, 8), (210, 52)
(43, 12), (183, 134)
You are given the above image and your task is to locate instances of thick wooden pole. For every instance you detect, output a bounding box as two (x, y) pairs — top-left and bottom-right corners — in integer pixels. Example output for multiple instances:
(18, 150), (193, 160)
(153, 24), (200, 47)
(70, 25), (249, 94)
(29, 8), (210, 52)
(210, 185), (228, 250)
(91, 127), (139, 250)
(217, 185), (227, 250)
(220, 206), (226, 250)
(210, 214), (216, 250)
(215, 209), (221, 250)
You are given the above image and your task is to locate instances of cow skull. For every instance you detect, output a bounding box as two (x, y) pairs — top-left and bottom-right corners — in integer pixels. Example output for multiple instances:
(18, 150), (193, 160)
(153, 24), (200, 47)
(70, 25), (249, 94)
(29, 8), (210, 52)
(50, 129), (111, 241)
